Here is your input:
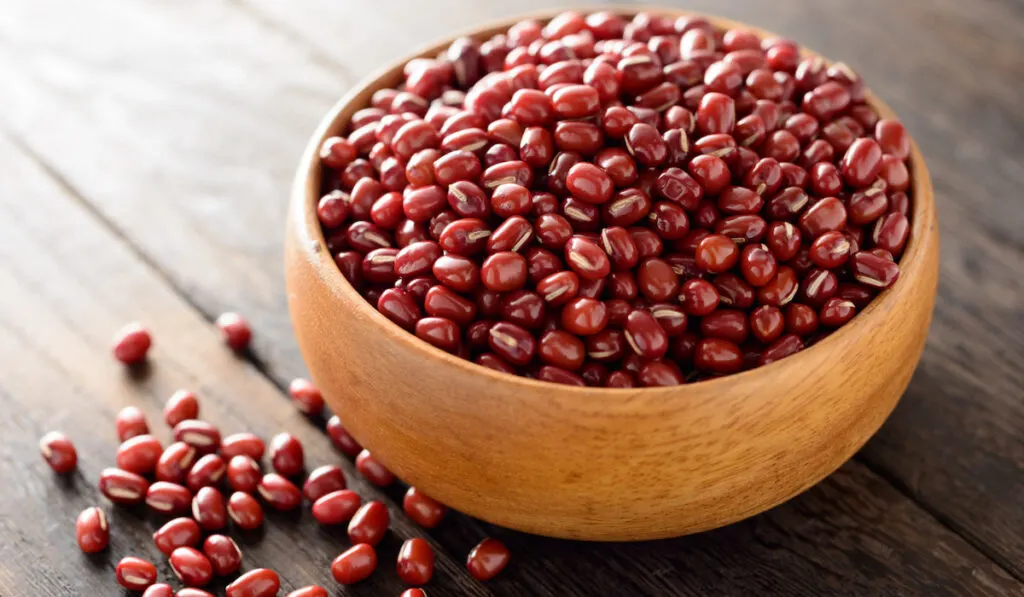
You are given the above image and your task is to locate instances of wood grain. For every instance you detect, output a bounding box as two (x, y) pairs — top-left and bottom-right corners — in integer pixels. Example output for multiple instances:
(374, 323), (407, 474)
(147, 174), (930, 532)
(0, 138), (489, 596)
(0, 0), (1020, 592)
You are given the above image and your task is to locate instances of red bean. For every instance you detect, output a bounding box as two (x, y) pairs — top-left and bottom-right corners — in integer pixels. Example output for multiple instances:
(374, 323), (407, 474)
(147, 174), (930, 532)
(679, 279), (719, 316)
(765, 221), (802, 262)
(809, 230), (852, 268)
(840, 138), (883, 188)
(695, 234), (740, 273)
(216, 312), (252, 351)
(355, 449), (396, 487)
(203, 534), (242, 576)
(820, 297), (858, 327)
(76, 506), (109, 553)
(191, 486), (226, 531)
(269, 433), (304, 477)
(142, 584), (174, 597)
(566, 163), (614, 205)
(348, 500), (390, 546)
(186, 454), (226, 492)
(320, 136), (356, 169)
(552, 84), (601, 119)
(638, 361), (685, 386)
(146, 481), (192, 516)
(115, 406), (149, 442)
(377, 288), (422, 330)
(561, 298), (609, 336)
(112, 322), (152, 365)
(177, 590), (216, 597)
(226, 569), (281, 597)
(161, 389), (199, 428)
(332, 544), (378, 584)
(257, 473), (302, 511)
(625, 310), (669, 359)
(399, 487), (446, 530)
(757, 266), (800, 306)
(750, 305), (785, 343)
(170, 546), (214, 587)
(227, 491), (264, 530)
(395, 538), (436, 585)
(702, 309), (750, 344)
(325, 416), (362, 457)
(312, 489), (362, 525)
(297, 465), (345, 503)
(39, 431), (77, 474)
(625, 122), (668, 166)
(173, 420), (221, 454)
(477, 251), (526, 291)
(695, 338), (744, 373)
(876, 119), (910, 160)
(739, 243), (778, 287)
(851, 251), (901, 288)
(117, 556), (158, 591)
(786, 303), (820, 335)
(287, 588), (328, 597)
(467, 538), (511, 581)
(872, 212), (910, 255)
(401, 590), (428, 597)
(153, 517), (201, 556)
(226, 455), (261, 493)
(760, 334), (804, 365)
(99, 467), (149, 504)
(564, 236), (611, 280)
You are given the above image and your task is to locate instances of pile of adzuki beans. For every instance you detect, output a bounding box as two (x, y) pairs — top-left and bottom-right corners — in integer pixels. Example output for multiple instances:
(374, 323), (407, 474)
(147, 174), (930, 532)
(317, 11), (913, 387)
(37, 320), (508, 596)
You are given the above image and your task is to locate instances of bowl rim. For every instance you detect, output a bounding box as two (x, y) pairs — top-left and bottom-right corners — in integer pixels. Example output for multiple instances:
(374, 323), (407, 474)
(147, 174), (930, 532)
(290, 6), (937, 396)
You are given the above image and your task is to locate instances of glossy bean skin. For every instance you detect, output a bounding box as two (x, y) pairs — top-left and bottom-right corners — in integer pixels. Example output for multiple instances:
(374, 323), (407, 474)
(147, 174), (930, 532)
(625, 310), (669, 359)
(312, 490), (363, 525)
(356, 449), (396, 487)
(153, 517), (202, 556)
(466, 538), (511, 581)
(348, 500), (390, 546)
(40, 431), (77, 474)
(117, 556), (158, 591)
(226, 569), (281, 597)
(257, 474), (302, 511)
(99, 468), (150, 505)
(332, 544), (378, 584)
(303, 465), (347, 502)
(203, 534), (243, 576)
(76, 507), (110, 553)
(403, 486), (447, 529)
(227, 491), (264, 530)
(170, 547), (214, 587)
(146, 481), (192, 516)
(115, 406), (150, 442)
(397, 538), (436, 585)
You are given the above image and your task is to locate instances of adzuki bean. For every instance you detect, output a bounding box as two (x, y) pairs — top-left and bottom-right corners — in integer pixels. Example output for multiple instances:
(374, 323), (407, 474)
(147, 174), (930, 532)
(315, 11), (913, 384)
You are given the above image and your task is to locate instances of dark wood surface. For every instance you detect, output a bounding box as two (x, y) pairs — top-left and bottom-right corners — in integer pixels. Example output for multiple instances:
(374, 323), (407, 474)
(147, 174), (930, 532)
(1, 1), (1021, 595)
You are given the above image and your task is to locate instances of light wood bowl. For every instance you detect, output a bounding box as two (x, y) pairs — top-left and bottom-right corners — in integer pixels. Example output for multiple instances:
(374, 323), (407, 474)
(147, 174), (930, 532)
(285, 8), (939, 541)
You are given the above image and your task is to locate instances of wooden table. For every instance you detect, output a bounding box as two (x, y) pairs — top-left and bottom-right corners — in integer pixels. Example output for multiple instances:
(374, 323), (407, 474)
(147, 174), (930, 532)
(2, 1), (1021, 595)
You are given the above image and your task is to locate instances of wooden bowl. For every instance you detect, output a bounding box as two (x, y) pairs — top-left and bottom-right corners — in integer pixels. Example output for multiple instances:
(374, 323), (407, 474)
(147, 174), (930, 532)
(285, 8), (939, 541)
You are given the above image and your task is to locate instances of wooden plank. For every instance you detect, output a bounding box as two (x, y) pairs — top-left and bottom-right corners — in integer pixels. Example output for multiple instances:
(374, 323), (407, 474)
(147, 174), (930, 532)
(0, 139), (489, 596)
(0, 0), (1022, 590)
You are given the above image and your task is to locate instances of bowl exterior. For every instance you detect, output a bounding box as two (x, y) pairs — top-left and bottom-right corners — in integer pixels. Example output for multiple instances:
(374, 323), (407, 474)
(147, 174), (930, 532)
(284, 8), (940, 540)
